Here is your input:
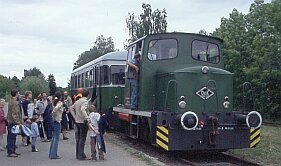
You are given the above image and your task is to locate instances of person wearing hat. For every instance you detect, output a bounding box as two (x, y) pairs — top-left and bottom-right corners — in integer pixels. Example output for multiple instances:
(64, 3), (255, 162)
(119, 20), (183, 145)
(126, 52), (141, 110)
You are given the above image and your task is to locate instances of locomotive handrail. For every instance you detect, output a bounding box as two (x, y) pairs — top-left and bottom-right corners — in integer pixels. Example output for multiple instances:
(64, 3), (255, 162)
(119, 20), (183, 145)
(207, 80), (218, 112)
(242, 82), (256, 112)
(164, 80), (178, 112)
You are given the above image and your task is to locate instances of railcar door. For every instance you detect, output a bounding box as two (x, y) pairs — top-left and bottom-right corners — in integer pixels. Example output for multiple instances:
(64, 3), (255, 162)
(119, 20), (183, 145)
(95, 65), (102, 113)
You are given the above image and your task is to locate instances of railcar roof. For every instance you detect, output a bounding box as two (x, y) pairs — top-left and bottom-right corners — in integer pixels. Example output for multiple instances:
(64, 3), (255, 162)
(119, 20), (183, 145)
(72, 51), (127, 73)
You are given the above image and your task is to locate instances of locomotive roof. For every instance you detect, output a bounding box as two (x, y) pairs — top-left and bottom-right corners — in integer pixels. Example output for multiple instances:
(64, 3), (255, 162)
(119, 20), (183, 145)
(72, 51), (127, 73)
(127, 32), (223, 47)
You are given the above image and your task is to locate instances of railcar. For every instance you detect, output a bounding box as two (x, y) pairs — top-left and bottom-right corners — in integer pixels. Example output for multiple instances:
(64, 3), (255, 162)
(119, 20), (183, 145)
(71, 51), (127, 111)
(71, 33), (262, 151)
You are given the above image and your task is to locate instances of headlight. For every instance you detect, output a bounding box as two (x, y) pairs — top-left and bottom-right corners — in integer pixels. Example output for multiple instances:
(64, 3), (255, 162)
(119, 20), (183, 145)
(223, 101), (230, 109)
(201, 66), (209, 74)
(180, 111), (198, 130)
(179, 101), (186, 109)
(246, 111), (262, 129)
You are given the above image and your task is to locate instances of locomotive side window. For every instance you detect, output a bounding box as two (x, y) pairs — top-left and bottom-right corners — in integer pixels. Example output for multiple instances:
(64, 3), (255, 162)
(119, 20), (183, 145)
(101, 65), (110, 85)
(192, 40), (220, 63)
(111, 65), (125, 85)
(148, 39), (177, 60)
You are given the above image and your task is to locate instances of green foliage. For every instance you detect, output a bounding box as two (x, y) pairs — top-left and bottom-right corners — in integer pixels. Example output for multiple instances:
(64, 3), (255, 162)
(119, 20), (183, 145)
(24, 67), (45, 79)
(0, 75), (16, 98)
(11, 76), (20, 88)
(19, 76), (49, 98)
(212, 0), (281, 119)
(47, 74), (57, 96)
(126, 3), (167, 42)
(73, 35), (115, 70)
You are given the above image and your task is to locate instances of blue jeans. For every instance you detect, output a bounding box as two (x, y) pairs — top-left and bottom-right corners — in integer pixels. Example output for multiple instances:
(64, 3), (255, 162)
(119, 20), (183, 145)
(31, 137), (37, 150)
(37, 121), (45, 139)
(7, 124), (17, 155)
(49, 121), (61, 159)
(130, 79), (138, 109)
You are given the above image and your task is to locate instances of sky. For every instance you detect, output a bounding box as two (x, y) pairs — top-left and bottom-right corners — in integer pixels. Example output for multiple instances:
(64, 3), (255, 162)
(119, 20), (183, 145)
(0, 0), (272, 87)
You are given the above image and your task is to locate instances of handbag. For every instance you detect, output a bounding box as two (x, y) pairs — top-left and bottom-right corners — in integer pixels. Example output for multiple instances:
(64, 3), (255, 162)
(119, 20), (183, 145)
(21, 124), (32, 137)
(11, 125), (21, 135)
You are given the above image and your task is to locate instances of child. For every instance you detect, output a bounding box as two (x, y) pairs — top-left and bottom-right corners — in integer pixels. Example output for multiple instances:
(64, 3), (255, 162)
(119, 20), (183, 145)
(0, 100), (7, 151)
(30, 115), (40, 152)
(88, 104), (104, 161)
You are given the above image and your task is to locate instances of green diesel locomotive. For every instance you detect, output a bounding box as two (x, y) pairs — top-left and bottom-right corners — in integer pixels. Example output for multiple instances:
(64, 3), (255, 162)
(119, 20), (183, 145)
(71, 32), (262, 151)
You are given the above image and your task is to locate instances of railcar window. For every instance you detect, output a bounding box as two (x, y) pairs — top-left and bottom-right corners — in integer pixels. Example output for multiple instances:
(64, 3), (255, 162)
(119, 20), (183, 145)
(90, 69), (93, 87)
(111, 65), (125, 85)
(81, 73), (85, 88)
(101, 65), (110, 85)
(74, 75), (78, 89)
(78, 75), (81, 88)
(85, 71), (89, 87)
(148, 39), (177, 60)
(192, 40), (220, 63)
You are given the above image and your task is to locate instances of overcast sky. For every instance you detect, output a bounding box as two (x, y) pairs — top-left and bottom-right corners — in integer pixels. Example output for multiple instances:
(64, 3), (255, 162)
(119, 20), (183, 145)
(0, 0), (271, 87)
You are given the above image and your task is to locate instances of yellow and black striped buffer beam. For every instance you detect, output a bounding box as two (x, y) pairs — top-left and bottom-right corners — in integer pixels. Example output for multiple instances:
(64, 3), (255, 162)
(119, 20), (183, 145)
(250, 127), (260, 148)
(156, 126), (169, 151)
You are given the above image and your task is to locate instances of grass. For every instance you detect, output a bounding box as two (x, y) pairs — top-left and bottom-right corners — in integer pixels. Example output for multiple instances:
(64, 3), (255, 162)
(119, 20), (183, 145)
(228, 125), (281, 166)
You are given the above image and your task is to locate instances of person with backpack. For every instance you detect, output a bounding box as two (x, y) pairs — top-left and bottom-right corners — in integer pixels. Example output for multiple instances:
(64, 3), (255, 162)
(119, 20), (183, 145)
(42, 96), (53, 142)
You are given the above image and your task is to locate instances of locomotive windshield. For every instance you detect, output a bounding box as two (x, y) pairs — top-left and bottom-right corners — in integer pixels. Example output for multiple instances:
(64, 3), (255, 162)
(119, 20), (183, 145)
(192, 40), (220, 63)
(148, 39), (177, 60)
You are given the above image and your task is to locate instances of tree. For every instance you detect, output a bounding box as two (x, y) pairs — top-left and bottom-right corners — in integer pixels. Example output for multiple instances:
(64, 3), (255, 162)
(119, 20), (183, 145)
(47, 74), (57, 96)
(0, 75), (16, 98)
(126, 3), (167, 42)
(73, 35), (115, 70)
(212, 0), (281, 119)
(24, 67), (45, 79)
(11, 76), (20, 89)
(19, 76), (49, 98)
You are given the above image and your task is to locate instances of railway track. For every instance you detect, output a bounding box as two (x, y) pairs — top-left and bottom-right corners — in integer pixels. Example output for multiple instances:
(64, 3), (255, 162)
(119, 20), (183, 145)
(263, 121), (281, 127)
(178, 152), (261, 166)
(111, 131), (262, 165)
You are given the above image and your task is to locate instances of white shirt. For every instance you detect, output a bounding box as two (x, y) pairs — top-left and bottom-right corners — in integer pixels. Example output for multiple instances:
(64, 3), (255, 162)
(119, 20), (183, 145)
(89, 112), (100, 137)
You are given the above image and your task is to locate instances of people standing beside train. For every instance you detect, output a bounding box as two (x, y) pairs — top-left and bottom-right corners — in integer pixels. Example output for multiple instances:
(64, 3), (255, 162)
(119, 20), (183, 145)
(88, 99), (104, 161)
(35, 95), (45, 141)
(42, 96), (53, 142)
(21, 91), (33, 146)
(64, 91), (74, 130)
(75, 88), (83, 101)
(49, 92), (64, 159)
(6, 89), (22, 157)
(41, 92), (49, 141)
(30, 115), (39, 152)
(127, 52), (141, 110)
(61, 103), (69, 140)
(0, 99), (7, 151)
(70, 89), (91, 160)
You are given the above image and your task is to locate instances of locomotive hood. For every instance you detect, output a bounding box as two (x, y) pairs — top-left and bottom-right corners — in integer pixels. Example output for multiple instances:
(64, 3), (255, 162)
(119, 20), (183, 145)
(155, 65), (234, 113)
